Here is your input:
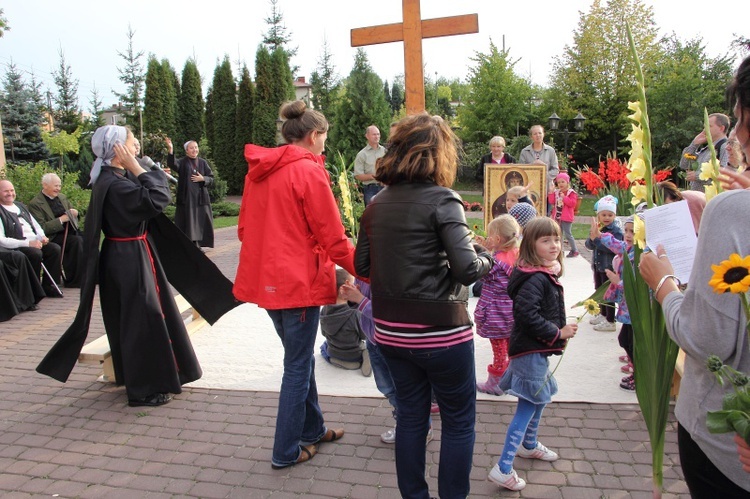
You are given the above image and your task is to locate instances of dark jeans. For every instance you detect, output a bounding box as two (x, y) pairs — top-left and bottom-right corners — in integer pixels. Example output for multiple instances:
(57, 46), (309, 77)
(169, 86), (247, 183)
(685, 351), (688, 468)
(366, 339), (398, 418)
(380, 340), (476, 499)
(363, 184), (383, 206)
(594, 270), (615, 322)
(678, 424), (750, 498)
(267, 307), (327, 468)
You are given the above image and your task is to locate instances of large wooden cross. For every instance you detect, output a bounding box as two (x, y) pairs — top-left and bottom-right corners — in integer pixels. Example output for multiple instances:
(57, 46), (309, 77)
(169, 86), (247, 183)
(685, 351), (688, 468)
(351, 0), (478, 115)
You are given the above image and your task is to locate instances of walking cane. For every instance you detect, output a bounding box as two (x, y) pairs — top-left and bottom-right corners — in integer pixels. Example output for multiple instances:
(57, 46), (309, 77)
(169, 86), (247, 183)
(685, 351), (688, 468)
(59, 222), (69, 282)
(40, 261), (63, 297)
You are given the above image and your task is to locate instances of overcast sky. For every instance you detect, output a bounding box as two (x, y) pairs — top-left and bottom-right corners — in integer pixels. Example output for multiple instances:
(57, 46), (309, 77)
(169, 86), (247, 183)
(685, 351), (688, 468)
(1, 0), (746, 110)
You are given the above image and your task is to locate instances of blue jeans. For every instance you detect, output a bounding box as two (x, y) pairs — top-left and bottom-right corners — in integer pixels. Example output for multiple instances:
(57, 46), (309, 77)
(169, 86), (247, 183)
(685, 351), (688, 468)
(267, 307), (327, 467)
(366, 339), (398, 418)
(363, 184), (383, 206)
(380, 340), (476, 499)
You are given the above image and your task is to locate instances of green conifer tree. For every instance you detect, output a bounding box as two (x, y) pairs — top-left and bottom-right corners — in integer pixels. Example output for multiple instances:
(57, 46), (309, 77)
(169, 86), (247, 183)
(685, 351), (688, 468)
(52, 48), (81, 134)
(178, 59), (204, 149)
(1, 63), (48, 161)
(113, 26), (145, 136)
(208, 57), (237, 183)
(252, 45), (278, 147)
(232, 65), (255, 194)
(329, 49), (391, 162)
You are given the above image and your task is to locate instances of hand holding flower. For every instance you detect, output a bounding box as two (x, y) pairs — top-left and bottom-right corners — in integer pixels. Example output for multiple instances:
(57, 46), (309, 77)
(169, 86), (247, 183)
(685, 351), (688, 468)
(734, 434), (750, 473)
(605, 268), (621, 285)
(560, 323), (578, 339)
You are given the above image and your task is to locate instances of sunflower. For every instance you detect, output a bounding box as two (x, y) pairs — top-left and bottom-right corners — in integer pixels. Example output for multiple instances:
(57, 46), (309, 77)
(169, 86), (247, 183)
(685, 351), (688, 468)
(583, 299), (600, 317)
(709, 254), (750, 294)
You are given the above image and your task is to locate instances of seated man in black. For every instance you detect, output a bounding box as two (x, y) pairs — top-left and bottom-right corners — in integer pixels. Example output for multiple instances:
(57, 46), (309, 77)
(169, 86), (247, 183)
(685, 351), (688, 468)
(0, 247), (45, 320)
(28, 173), (84, 288)
(0, 180), (62, 297)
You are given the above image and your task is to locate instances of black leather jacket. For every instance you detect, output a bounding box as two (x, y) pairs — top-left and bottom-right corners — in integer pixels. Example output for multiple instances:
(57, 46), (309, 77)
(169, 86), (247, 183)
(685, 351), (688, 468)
(355, 182), (493, 327)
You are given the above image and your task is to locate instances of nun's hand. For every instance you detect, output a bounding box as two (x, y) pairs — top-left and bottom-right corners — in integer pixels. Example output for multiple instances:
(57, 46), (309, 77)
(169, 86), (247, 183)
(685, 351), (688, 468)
(113, 143), (145, 175)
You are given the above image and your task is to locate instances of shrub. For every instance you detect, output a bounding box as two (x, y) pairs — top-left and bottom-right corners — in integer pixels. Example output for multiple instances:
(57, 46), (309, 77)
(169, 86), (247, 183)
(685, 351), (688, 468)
(211, 201), (240, 217)
(3, 161), (91, 216)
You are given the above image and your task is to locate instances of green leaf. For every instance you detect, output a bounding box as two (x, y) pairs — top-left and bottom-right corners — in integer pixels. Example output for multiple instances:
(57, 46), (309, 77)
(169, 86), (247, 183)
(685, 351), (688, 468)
(572, 280), (611, 308)
(707, 410), (736, 433)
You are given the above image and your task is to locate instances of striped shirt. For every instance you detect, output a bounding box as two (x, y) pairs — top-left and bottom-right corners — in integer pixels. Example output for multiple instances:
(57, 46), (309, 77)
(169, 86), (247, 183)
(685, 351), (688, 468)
(373, 319), (473, 349)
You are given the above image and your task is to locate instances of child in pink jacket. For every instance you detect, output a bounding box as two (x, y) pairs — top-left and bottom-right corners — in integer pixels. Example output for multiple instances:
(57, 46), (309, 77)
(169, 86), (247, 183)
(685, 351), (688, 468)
(547, 172), (579, 257)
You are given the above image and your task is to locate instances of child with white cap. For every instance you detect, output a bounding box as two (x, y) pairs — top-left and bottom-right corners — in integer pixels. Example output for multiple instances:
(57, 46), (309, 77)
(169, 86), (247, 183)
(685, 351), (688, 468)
(584, 195), (623, 331)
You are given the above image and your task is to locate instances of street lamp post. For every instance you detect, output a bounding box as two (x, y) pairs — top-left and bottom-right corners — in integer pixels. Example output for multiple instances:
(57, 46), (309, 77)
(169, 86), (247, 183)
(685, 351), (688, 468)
(547, 112), (586, 157)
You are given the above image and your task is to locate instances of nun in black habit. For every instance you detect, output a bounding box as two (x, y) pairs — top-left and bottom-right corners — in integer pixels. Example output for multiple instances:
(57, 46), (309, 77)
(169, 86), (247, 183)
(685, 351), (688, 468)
(0, 248), (45, 320)
(37, 125), (239, 407)
(166, 137), (214, 248)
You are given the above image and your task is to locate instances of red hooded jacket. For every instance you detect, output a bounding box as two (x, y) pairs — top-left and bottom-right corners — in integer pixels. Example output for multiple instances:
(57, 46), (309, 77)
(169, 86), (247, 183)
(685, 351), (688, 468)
(233, 144), (356, 310)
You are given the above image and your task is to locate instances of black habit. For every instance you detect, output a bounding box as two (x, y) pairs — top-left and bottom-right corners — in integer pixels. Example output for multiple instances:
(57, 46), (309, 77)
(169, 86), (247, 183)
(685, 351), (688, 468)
(36, 167), (239, 400)
(167, 153), (214, 247)
(0, 248), (45, 321)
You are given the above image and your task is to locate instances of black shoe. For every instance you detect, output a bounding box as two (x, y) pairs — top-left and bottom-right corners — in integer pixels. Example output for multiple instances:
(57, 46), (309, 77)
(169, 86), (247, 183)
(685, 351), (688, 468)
(25, 304), (39, 312)
(43, 287), (63, 298)
(128, 393), (172, 407)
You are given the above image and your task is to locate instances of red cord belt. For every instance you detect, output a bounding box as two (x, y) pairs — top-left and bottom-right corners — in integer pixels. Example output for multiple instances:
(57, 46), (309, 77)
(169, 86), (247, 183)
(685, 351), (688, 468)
(106, 232), (163, 317)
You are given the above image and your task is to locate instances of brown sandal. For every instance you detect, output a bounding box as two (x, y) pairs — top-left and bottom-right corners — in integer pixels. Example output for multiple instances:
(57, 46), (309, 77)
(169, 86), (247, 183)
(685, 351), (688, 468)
(318, 427), (345, 443)
(271, 444), (317, 469)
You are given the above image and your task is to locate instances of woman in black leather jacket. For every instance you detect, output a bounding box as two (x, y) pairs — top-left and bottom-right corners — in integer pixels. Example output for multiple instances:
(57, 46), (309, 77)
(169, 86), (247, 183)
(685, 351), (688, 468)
(355, 113), (493, 499)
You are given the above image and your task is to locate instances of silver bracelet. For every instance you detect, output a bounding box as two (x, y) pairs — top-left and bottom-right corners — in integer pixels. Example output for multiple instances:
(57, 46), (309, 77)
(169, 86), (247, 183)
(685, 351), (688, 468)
(654, 274), (681, 296)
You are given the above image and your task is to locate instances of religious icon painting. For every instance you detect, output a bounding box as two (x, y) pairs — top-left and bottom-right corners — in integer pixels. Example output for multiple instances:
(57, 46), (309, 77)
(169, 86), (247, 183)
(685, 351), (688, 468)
(483, 164), (547, 227)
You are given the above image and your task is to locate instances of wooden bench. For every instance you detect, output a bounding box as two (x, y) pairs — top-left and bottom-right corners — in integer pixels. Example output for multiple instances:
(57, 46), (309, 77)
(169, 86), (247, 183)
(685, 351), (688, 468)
(78, 294), (207, 382)
(671, 349), (686, 399)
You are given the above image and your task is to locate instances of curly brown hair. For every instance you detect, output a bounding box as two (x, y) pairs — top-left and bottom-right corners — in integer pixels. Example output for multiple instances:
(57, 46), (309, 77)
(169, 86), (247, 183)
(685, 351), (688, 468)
(375, 113), (459, 187)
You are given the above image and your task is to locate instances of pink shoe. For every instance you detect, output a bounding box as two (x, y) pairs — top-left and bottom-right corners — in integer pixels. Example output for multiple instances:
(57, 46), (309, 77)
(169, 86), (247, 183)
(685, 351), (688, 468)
(621, 363), (633, 374)
(430, 403), (440, 414)
(477, 373), (504, 395)
(619, 355), (629, 364)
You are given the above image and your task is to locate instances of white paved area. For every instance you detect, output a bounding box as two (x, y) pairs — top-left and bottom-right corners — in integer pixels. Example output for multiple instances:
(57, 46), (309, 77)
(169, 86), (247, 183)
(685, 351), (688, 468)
(188, 253), (637, 404)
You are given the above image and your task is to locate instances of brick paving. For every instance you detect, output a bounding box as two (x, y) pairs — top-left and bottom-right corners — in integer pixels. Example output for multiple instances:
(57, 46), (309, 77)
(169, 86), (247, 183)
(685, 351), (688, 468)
(0, 222), (689, 498)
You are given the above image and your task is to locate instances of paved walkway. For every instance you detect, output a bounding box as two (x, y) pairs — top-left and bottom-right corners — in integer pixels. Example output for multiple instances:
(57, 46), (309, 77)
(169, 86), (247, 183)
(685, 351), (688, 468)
(0, 225), (689, 498)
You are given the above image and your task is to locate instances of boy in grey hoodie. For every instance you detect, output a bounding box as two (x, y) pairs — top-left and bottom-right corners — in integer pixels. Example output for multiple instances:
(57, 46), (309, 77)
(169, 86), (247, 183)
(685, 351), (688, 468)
(320, 268), (370, 375)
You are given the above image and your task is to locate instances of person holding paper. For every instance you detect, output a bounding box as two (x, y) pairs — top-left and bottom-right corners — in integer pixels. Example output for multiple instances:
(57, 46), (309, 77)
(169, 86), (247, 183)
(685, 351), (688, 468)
(656, 181), (706, 234)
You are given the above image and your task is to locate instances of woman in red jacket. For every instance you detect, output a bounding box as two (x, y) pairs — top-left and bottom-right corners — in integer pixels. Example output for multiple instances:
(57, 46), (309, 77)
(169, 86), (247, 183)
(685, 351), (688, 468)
(235, 101), (356, 469)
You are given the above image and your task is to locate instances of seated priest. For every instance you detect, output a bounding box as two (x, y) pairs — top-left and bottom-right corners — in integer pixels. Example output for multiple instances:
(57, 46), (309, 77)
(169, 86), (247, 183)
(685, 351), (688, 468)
(28, 173), (84, 288)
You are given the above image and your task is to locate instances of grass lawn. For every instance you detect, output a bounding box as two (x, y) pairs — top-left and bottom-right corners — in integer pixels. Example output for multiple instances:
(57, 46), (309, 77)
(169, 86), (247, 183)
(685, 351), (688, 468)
(214, 216), (238, 229)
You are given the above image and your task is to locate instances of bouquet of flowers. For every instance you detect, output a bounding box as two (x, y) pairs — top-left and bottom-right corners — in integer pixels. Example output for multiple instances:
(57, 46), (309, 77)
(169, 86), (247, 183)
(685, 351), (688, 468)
(706, 254), (750, 443)
(329, 152), (364, 243)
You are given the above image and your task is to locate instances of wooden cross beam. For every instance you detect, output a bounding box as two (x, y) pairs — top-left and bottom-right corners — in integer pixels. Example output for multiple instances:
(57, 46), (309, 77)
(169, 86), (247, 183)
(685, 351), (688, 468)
(351, 0), (478, 115)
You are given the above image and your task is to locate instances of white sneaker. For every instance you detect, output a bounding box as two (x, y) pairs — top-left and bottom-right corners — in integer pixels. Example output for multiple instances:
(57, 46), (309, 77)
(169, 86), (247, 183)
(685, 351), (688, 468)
(380, 426), (433, 444)
(515, 441), (559, 461)
(589, 314), (605, 325)
(593, 321), (616, 332)
(380, 427), (396, 444)
(488, 464), (526, 491)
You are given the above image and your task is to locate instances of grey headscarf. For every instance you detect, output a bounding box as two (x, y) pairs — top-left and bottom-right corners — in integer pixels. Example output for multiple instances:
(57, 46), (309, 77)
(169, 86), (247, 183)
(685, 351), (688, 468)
(90, 125), (128, 185)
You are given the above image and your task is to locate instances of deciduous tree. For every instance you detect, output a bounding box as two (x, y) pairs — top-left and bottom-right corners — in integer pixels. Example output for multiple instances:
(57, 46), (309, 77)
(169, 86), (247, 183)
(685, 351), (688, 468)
(458, 41), (533, 143)
(550, 0), (660, 164)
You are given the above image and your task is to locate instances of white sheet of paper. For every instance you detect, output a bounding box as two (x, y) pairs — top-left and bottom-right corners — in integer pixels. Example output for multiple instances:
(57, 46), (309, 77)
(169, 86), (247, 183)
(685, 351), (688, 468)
(643, 200), (697, 284)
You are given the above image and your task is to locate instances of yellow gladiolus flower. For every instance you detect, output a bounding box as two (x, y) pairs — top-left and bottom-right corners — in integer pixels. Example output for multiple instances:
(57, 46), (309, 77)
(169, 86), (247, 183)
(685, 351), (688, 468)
(630, 183), (648, 203)
(627, 124), (644, 144)
(627, 100), (643, 123)
(699, 160), (718, 181)
(633, 214), (646, 249)
(629, 139), (643, 160)
(709, 254), (750, 294)
(705, 183), (717, 202)
(627, 157), (647, 181)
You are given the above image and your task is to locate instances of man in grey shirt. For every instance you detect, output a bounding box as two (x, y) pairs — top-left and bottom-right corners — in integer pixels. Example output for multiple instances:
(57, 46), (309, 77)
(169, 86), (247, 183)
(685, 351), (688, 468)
(678, 113), (730, 192)
(354, 125), (386, 206)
